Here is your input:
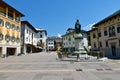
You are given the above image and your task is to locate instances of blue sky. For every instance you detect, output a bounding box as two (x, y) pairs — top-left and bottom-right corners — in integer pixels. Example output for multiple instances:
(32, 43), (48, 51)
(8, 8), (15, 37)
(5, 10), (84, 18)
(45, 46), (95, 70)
(4, 0), (120, 36)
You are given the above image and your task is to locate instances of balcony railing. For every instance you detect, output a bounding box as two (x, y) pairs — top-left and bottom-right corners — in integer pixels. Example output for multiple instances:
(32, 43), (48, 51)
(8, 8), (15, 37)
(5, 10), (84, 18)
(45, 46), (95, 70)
(0, 12), (6, 16)
(8, 16), (14, 20)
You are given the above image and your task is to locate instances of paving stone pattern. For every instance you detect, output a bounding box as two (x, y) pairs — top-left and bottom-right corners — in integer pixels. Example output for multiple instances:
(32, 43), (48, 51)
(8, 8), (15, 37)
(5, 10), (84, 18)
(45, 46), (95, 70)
(0, 52), (120, 80)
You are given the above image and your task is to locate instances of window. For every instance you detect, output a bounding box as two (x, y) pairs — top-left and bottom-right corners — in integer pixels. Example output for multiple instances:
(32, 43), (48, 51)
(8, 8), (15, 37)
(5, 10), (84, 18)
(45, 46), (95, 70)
(5, 35), (10, 42)
(117, 23), (120, 33)
(51, 43), (53, 45)
(11, 24), (15, 30)
(73, 35), (74, 38)
(16, 26), (20, 31)
(15, 16), (20, 22)
(27, 29), (29, 34)
(109, 26), (116, 37)
(26, 37), (28, 41)
(63, 43), (65, 46)
(40, 34), (42, 38)
(109, 27), (112, 36)
(106, 41), (108, 47)
(93, 33), (96, 38)
(8, 11), (13, 20)
(94, 42), (96, 48)
(0, 19), (4, 26)
(98, 32), (101, 37)
(117, 27), (120, 33)
(5, 22), (11, 28)
(0, 33), (3, 41)
(16, 37), (20, 43)
(119, 40), (120, 46)
(11, 36), (15, 42)
(112, 26), (115, 36)
(68, 36), (71, 41)
(99, 42), (102, 47)
(104, 30), (107, 36)
(66, 37), (67, 40)
(40, 40), (42, 43)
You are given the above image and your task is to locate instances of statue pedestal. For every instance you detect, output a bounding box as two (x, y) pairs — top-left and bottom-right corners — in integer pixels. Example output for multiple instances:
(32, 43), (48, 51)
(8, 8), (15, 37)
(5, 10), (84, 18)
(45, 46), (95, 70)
(74, 33), (87, 53)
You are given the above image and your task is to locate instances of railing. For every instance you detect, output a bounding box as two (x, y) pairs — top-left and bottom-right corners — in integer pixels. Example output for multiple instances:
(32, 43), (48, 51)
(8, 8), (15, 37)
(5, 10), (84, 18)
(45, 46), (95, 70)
(0, 12), (6, 16)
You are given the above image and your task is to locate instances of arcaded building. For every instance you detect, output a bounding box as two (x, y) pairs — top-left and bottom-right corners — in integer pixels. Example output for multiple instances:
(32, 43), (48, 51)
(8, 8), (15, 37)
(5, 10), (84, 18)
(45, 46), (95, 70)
(0, 1), (24, 57)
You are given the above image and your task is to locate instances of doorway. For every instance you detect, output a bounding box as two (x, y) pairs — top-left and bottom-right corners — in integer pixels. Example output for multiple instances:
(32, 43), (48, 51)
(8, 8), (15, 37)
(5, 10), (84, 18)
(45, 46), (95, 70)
(111, 45), (116, 56)
(7, 48), (16, 56)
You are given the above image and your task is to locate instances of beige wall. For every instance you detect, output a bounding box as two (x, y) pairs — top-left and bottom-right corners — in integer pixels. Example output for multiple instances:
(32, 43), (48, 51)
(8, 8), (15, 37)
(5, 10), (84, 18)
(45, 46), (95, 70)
(92, 15), (120, 58)
(0, 2), (23, 56)
(98, 16), (120, 48)
(0, 15), (21, 45)
(89, 29), (98, 48)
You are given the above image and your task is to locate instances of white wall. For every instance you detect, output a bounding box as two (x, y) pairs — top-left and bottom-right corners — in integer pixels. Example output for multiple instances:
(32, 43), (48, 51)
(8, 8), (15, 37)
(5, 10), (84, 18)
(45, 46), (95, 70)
(24, 24), (37, 45)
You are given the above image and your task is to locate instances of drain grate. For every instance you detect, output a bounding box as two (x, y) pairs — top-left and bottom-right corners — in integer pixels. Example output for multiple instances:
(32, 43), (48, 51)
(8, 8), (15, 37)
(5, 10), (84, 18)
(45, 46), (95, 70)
(105, 68), (113, 71)
(96, 69), (104, 71)
(76, 69), (82, 71)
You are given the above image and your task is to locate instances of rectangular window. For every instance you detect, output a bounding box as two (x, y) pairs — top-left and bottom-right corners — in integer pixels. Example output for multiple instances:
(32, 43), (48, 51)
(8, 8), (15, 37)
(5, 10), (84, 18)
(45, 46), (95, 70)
(119, 40), (120, 46)
(27, 29), (29, 34)
(104, 31), (108, 36)
(106, 41), (108, 47)
(40, 34), (42, 38)
(100, 42), (102, 47)
(40, 40), (42, 43)
(109, 26), (116, 37)
(98, 32), (101, 37)
(94, 42), (96, 48)
(5, 22), (11, 28)
(26, 37), (28, 41)
(117, 27), (120, 33)
(15, 14), (20, 22)
(0, 19), (4, 26)
(93, 33), (96, 38)
(8, 11), (13, 20)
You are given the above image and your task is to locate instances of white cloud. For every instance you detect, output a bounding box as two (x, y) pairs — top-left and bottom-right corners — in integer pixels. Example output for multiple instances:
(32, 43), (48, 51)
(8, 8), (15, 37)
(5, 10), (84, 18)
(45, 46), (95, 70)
(57, 33), (62, 38)
(82, 23), (96, 31)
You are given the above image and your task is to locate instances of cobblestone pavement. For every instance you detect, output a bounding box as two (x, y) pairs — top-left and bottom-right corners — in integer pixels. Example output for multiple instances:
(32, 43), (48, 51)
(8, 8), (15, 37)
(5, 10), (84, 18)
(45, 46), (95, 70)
(0, 52), (120, 80)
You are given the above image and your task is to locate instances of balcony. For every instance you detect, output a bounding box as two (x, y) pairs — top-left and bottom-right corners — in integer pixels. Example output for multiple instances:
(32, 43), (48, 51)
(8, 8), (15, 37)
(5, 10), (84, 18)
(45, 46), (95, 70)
(0, 12), (6, 17)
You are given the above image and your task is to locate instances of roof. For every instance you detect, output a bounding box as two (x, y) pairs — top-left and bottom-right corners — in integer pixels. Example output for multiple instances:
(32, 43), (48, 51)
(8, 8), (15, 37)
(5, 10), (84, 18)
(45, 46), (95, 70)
(62, 30), (87, 37)
(93, 9), (120, 27)
(67, 28), (75, 31)
(1, 1), (24, 17)
(87, 28), (97, 33)
(47, 36), (62, 42)
(21, 21), (38, 32)
(36, 28), (47, 35)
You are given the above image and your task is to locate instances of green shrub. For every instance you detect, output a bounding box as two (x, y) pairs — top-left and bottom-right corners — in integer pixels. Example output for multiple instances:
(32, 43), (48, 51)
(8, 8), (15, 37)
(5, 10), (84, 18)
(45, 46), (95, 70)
(87, 50), (104, 58)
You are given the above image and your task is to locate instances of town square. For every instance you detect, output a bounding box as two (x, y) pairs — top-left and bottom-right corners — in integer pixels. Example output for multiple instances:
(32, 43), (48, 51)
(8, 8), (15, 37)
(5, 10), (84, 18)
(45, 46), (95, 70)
(0, 0), (120, 80)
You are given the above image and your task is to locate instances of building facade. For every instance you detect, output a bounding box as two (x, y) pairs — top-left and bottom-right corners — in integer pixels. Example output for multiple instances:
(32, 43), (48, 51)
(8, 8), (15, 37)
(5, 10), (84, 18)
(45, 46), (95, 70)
(36, 28), (47, 52)
(88, 28), (98, 50)
(21, 21), (38, 54)
(0, 1), (24, 57)
(46, 37), (62, 51)
(62, 28), (88, 52)
(89, 10), (120, 58)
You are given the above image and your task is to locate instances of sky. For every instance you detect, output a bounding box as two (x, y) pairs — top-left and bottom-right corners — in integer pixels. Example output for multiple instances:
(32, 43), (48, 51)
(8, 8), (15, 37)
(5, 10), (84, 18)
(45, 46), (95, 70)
(4, 0), (120, 36)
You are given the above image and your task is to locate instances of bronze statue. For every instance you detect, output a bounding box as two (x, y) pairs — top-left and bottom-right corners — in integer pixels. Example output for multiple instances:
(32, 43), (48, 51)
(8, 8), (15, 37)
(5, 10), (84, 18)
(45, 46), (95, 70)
(75, 19), (81, 33)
